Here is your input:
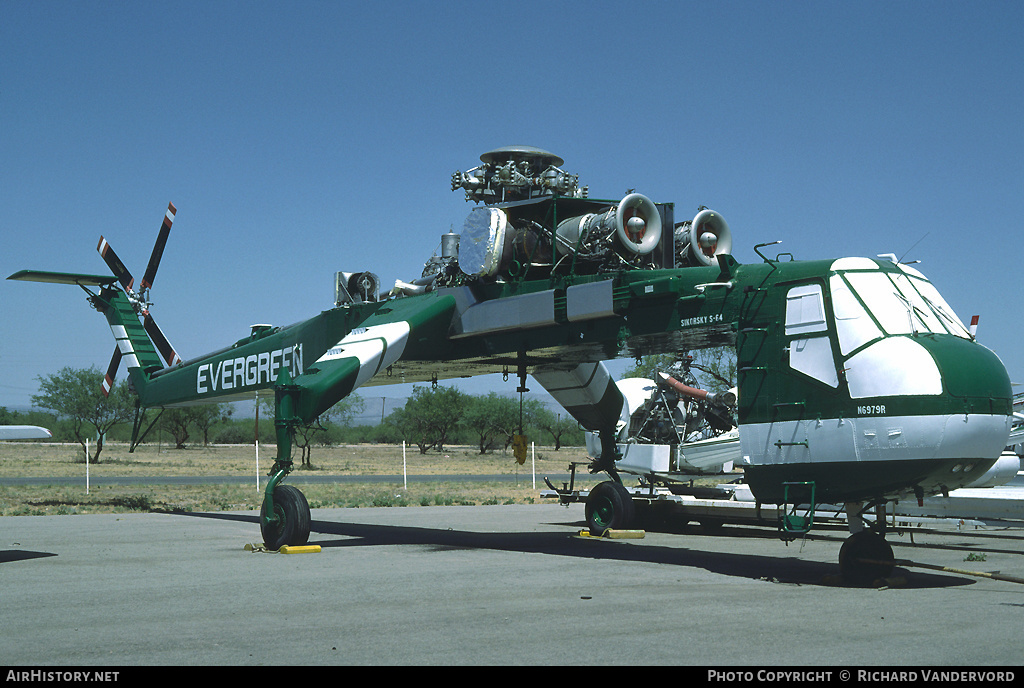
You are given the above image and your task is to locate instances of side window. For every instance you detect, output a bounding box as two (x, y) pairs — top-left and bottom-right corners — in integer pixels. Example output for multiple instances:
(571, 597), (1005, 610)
(786, 285), (838, 388)
(790, 337), (839, 388)
(785, 285), (826, 335)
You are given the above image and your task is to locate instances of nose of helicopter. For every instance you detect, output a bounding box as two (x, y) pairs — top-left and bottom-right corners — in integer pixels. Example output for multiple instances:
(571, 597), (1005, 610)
(927, 335), (1013, 413)
(808, 334), (1015, 502)
(920, 336), (1014, 488)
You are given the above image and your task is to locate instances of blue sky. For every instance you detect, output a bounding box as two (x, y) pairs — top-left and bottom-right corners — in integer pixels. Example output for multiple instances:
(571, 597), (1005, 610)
(2, 1), (1022, 417)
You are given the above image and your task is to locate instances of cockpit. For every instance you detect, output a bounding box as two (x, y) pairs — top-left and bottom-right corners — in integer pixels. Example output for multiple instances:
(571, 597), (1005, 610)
(784, 258), (977, 400)
(829, 257), (971, 344)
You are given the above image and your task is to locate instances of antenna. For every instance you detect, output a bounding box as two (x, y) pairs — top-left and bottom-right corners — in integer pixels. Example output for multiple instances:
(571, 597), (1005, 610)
(898, 232), (930, 264)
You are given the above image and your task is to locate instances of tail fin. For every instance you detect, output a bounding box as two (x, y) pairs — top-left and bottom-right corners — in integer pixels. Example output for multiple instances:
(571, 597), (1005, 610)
(7, 203), (182, 397)
(101, 287), (166, 395)
(6, 271), (165, 395)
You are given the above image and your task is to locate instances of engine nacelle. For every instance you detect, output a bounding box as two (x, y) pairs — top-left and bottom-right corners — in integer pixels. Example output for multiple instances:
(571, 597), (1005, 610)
(335, 271), (381, 305)
(675, 208), (732, 267)
(555, 193), (663, 257)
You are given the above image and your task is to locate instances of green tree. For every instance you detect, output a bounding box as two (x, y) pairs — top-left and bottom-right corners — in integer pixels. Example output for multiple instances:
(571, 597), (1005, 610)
(691, 347), (737, 392)
(32, 366), (136, 463)
(497, 397), (546, 451)
(463, 392), (519, 454)
(387, 386), (467, 454)
(193, 404), (235, 446)
(535, 408), (581, 450)
(160, 407), (200, 449)
(623, 353), (678, 381)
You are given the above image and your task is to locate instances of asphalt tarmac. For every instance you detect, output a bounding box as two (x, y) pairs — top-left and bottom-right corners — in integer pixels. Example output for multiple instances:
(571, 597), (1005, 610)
(2, 503), (1023, 667)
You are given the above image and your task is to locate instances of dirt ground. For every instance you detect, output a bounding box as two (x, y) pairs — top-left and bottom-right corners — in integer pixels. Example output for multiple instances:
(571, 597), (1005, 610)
(0, 440), (586, 478)
(0, 441), (603, 516)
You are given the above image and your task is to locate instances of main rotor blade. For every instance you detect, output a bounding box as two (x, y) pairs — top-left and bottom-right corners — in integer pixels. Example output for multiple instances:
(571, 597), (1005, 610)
(97, 236), (134, 291)
(144, 313), (182, 367)
(141, 202), (176, 291)
(102, 347), (122, 397)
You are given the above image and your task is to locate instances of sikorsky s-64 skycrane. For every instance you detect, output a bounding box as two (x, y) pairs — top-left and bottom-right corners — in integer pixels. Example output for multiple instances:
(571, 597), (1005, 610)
(10, 146), (1014, 581)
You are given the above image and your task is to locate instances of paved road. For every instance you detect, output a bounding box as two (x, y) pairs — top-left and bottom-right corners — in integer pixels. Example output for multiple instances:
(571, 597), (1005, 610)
(2, 504), (1023, 666)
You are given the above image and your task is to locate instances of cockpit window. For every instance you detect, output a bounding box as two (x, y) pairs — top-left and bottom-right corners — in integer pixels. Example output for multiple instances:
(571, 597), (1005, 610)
(845, 272), (920, 336)
(829, 275), (882, 355)
(903, 272), (971, 338)
(837, 268), (970, 340)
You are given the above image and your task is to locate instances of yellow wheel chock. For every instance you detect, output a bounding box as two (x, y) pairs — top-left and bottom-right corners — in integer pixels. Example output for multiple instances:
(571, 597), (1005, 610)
(576, 529), (645, 540)
(244, 543), (321, 554)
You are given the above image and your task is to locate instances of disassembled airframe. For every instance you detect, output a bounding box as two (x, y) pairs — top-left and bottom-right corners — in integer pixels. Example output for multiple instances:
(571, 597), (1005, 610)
(10, 146), (1014, 581)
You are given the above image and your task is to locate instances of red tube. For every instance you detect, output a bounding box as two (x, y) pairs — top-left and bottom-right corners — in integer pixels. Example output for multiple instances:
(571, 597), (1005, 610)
(658, 372), (736, 407)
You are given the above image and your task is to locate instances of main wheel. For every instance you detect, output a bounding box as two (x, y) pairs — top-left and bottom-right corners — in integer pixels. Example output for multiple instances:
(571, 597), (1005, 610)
(839, 531), (894, 585)
(585, 481), (636, 536)
(260, 484), (311, 550)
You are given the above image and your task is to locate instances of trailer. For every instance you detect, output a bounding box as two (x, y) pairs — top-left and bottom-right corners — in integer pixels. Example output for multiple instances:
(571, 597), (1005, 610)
(541, 462), (822, 536)
(542, 457), (1024, 539)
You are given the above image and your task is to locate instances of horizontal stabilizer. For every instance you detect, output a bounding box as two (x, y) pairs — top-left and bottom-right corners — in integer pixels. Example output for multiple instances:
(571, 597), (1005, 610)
(7, 270), (118, 287)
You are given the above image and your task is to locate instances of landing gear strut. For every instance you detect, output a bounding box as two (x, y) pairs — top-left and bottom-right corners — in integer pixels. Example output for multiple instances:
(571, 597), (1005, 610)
(260, 368), (313, 549)
(838, 501), (896, 584)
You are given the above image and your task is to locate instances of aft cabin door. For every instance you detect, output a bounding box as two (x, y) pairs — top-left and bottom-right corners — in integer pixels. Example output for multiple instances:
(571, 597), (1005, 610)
(738, 280), (846, 467)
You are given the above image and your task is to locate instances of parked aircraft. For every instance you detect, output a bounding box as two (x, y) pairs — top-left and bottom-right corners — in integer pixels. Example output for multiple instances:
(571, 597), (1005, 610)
(0, 426), (52, 440)
(10, 146), (1013, 582)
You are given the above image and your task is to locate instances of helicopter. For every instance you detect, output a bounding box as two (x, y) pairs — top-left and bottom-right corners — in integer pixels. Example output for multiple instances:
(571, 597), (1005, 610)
(9, 146), (1014, 583)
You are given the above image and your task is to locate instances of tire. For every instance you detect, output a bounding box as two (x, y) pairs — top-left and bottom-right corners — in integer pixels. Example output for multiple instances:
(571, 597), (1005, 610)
(839, 531), (894, 585)
(260, 484), (311, 550)
(585, 481), (636, 536)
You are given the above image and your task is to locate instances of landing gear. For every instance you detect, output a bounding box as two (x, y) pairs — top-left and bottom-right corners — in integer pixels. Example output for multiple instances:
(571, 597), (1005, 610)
(585, 480), (636, 535)
(838, 501), (896, 584)
(839, 531), (894, 584)
(260, 484), (311, 551)
(259, 367), (312, 550)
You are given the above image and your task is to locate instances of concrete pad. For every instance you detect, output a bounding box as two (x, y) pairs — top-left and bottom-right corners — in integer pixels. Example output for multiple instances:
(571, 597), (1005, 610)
(1, 504), (1023, 666)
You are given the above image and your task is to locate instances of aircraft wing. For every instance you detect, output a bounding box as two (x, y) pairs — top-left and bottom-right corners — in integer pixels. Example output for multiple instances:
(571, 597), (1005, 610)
(8, 270), (118, 287)
(0, 425), (53, 440)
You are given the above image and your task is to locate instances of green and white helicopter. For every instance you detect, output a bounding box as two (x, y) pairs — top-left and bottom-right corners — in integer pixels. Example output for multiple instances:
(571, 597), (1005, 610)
(10, 146), (1014, 582)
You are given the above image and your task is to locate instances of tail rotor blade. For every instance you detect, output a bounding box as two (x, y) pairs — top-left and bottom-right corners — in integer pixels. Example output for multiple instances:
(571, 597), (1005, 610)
(102, 347), (122, 397)
(141, 202), (176, 291)
(97, 237), (135, 291)
(144, 313), (182, 367)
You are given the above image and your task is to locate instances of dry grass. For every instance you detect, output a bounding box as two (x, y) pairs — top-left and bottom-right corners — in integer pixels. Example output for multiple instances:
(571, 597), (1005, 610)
(0, 441), (603, 516)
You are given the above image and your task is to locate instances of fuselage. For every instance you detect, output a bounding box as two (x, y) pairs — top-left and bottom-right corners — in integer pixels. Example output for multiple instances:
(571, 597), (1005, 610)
(124, 252), (1011, 506)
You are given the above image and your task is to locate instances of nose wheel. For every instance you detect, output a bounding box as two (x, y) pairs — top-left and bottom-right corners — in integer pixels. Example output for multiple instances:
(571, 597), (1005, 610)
(838, 500), (896, 584)
(839, 530), (895, 584)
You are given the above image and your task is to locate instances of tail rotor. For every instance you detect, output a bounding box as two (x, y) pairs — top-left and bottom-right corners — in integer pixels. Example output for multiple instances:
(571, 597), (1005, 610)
(102, 347), (122, 397)
(97, 236), (135, 291)
(143, 312), (182, 367)
(141, 203), (175, 293)
(97, 202), (182, 395)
